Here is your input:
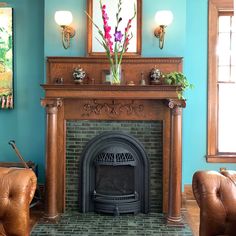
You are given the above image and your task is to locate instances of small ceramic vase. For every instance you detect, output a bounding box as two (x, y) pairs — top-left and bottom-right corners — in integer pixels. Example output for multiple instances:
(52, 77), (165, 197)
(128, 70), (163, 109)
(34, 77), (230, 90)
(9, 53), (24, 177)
(73, 66), (86, 84)
(149, 67), (162, 85)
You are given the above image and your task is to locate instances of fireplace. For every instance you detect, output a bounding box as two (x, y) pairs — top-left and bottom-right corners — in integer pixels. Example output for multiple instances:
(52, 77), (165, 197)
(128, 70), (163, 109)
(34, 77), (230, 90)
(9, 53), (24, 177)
(80, 131), (149, 215)
(66, 120), (162, 213)
(41, 56), (186, 223)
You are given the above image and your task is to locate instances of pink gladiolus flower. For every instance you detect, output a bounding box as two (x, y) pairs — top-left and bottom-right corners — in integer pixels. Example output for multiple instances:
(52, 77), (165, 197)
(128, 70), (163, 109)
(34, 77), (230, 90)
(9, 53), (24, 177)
(100, 3), (113, 52)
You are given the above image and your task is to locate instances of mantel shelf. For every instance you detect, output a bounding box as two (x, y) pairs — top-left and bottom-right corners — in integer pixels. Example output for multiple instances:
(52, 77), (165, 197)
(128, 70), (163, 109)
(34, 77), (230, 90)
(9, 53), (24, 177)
(41, 84), (180, 100)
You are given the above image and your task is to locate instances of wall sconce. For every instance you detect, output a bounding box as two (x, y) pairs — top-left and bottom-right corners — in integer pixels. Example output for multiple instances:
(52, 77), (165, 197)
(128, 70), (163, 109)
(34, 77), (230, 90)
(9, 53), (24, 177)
(54, 11), (75, 49)
(154, 10), (173, 49)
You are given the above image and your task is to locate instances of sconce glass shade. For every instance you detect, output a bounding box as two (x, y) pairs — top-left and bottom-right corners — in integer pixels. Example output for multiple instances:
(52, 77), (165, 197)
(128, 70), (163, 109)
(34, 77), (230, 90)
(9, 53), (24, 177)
(54, 11), (75, 49)
(155, 10), (173, 26)
(55, 11), (73, 26)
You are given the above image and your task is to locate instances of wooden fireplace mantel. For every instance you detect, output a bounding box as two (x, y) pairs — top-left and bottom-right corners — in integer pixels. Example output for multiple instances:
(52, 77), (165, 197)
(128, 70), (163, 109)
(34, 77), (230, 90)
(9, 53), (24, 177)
(41, 56), (186, 224)
(42, 84), (181, 99)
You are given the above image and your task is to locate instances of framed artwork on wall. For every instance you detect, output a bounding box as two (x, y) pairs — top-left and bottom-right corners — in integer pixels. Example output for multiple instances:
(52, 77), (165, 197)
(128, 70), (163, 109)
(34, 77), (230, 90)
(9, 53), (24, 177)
(86, 0), (142, 56)
(0, 7), (13, 109)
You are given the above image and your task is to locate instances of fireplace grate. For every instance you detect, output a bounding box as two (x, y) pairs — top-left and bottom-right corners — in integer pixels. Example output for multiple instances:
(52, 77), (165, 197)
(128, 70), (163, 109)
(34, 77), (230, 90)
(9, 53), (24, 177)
(93, 191), (140, 216)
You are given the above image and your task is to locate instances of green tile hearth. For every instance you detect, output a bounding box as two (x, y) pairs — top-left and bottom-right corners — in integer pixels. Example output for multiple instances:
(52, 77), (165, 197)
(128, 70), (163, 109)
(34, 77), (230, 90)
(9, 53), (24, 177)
(31, 213), (193, 236)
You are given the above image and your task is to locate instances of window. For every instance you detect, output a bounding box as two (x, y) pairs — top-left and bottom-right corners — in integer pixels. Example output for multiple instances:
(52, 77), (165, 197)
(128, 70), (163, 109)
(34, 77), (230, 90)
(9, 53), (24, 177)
(207, 0), (235, 162)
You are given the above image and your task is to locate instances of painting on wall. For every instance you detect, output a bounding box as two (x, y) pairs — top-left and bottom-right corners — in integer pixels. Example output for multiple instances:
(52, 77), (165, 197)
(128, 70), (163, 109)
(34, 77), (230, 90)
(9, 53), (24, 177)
(0, 8), (13, 109)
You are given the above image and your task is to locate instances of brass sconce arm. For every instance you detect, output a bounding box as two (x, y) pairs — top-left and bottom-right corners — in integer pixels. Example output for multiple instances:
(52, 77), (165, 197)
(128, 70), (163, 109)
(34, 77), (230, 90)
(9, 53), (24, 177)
(61, 25), (75, 49)
(154, 25), (166, 49)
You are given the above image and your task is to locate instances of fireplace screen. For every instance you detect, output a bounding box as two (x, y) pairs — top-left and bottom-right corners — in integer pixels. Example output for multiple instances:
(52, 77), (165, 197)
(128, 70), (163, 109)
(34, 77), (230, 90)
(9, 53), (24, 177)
(95, 166), (135, 195)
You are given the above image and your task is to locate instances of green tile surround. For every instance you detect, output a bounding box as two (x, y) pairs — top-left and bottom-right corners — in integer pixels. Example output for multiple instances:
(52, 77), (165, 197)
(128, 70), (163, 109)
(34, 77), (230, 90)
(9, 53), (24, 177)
(65, 120), (163, 212)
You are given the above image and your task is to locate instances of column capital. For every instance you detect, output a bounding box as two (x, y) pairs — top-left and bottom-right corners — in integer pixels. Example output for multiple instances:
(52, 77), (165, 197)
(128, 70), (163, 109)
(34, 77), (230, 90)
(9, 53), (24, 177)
(165, 99), (186, 110)
(41, 98), (63, 108)
(41, 98), (63, 114)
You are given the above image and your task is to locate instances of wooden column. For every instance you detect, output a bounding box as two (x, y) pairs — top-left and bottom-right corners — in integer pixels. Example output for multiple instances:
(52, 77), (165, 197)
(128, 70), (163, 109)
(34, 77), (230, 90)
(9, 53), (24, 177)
(41, 98), (62, 219)
(166, 99), (186, 223)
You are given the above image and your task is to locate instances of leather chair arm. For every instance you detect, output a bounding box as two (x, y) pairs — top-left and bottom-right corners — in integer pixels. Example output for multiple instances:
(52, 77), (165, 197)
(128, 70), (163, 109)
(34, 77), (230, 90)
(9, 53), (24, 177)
(192, 170), (236, 236)
(0, 167), (37, 236)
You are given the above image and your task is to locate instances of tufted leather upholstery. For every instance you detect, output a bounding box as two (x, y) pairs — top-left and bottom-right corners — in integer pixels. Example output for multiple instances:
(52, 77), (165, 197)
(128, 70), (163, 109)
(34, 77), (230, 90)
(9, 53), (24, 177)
(192, 170), (236, 236)
(0, 167), (37, 236)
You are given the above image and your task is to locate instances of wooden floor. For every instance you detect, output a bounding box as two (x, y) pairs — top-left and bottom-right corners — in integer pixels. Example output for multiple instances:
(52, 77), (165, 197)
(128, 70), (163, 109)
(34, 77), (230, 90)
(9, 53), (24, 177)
(183, 199), (200, 236)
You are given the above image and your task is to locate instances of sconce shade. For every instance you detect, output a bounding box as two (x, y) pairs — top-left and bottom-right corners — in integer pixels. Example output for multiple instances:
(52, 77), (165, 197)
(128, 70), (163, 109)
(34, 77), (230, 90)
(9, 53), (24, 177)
(155, 10), (173, 26)
(55, 11), (73, 26)
(54, 10), (75, 49)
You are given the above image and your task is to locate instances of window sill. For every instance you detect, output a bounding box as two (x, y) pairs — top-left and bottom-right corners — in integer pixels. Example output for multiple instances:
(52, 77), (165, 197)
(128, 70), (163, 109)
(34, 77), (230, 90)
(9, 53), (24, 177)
(206, 155), (236, 163)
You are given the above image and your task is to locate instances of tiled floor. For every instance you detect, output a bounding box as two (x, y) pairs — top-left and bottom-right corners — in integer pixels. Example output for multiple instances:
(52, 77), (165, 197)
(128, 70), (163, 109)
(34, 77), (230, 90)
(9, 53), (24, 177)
(31, 212), (193, 236)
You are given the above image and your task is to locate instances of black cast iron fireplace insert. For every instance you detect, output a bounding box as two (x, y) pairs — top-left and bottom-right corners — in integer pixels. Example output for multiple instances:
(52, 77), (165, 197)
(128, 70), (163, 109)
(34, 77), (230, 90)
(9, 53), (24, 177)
(80, 131), (149, 215)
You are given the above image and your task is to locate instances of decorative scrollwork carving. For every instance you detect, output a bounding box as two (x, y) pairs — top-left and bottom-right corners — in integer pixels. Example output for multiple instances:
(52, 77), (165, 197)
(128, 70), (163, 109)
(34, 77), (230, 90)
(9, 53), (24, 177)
(83, 100), (144, 117)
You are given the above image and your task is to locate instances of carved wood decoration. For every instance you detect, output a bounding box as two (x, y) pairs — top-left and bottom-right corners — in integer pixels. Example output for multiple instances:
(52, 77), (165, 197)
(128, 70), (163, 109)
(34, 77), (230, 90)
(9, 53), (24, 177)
(41, 56), (185, 224)
(64, 99), (165, 121)
(82, 100), (144, 117)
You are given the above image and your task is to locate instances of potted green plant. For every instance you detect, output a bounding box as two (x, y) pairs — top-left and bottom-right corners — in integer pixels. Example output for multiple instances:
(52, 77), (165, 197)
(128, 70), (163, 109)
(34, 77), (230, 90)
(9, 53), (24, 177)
(163, 72), (194, 99)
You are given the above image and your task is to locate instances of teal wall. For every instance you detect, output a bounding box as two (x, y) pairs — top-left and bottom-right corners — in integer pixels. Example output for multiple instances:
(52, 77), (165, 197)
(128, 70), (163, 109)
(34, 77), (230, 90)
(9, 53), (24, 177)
(0, 0), (45, 182)
(1, 0), (235, 186)
(182, 0), (235, 184)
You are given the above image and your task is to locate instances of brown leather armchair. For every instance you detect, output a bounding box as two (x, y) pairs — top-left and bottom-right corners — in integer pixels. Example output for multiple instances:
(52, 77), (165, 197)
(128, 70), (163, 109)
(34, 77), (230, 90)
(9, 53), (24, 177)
(0, 167), (37, 236)
(192, 170), (236, 236)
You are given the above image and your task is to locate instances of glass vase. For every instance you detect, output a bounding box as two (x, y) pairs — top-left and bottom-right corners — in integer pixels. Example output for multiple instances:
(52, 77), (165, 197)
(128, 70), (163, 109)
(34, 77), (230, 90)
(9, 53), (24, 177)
(110, 64), (122, 85)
